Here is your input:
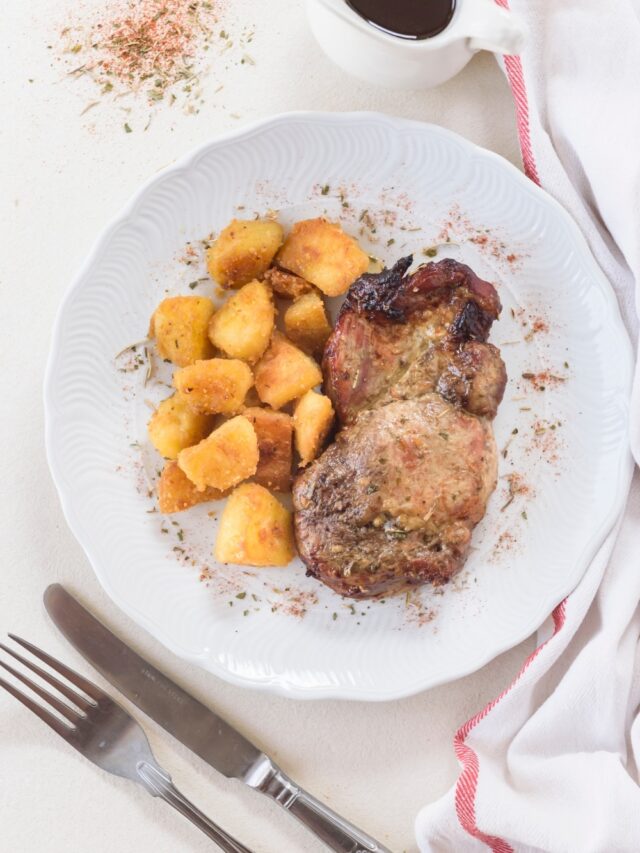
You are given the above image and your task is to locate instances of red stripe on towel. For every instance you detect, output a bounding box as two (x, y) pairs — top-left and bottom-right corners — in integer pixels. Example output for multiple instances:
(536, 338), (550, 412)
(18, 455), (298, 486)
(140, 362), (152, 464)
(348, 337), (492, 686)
(453, 600), (567, 850)
(495, 0), (541, 184)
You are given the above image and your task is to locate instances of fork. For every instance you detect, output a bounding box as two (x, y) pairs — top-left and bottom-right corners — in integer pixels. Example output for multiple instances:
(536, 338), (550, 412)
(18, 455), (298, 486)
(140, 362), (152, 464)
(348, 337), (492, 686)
(0, 634), (253, 853)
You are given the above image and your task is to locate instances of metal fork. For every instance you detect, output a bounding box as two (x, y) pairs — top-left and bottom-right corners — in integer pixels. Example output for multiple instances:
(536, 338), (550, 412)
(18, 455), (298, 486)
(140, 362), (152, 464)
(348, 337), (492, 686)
(0, 634), (253, 853)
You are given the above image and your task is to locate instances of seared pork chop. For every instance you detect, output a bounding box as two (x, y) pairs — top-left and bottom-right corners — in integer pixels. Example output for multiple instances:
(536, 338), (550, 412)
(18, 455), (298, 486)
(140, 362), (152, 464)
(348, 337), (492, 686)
(292, 257), (506, 599)
(294, 396), (497, 598)
(323, 256), (505, 424)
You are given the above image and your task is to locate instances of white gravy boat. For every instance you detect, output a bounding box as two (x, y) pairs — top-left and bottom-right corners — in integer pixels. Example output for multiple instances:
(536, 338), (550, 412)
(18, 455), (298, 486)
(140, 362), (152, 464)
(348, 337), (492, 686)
(305, 0), (524, 89)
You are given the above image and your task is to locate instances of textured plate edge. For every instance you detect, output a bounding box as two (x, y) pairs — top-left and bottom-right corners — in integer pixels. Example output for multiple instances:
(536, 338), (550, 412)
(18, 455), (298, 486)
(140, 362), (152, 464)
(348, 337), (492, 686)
(43, 111), (636, 701)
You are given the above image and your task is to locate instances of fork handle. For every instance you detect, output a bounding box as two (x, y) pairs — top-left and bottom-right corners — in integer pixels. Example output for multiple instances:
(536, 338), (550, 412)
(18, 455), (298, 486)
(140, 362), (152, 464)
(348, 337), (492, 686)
(137, 762), (253, 853)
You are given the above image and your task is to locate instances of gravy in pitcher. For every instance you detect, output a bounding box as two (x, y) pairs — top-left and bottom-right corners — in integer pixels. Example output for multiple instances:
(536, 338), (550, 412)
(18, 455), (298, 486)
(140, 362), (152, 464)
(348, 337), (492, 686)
(346, 0), (456, 40)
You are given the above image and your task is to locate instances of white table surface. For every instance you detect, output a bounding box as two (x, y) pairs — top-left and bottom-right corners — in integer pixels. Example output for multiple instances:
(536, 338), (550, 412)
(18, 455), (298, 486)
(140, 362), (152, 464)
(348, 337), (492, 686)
(1, 2), (533, 850)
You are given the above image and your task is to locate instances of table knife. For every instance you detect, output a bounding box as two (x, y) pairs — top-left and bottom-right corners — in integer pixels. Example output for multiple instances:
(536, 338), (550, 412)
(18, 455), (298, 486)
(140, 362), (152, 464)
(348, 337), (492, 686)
(44, 584), (391, 853)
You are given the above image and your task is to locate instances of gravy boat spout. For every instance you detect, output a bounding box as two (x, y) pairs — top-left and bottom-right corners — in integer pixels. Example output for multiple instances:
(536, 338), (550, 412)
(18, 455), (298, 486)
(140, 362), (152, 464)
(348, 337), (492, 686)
(465, 0), (524, 55)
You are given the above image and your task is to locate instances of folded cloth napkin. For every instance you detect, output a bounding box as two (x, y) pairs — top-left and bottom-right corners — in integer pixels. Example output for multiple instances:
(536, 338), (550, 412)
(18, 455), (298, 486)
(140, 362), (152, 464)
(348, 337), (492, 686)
(416, 2), (640, 850)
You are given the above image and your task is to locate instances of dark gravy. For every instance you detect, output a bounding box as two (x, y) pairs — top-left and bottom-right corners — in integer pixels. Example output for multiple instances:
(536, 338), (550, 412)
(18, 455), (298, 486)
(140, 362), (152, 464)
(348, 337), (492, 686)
(346, 0), (456, 40)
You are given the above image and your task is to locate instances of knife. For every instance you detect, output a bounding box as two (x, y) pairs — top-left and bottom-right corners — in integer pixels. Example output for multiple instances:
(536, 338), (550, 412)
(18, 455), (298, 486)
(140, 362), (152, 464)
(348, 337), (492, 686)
(44, 584), (391, 853)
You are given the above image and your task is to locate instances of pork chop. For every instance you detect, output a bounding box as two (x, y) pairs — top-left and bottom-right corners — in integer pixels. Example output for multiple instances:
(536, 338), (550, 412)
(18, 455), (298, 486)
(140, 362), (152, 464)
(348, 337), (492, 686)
(292, 257), (507, 599)
(323, 256), (505, 424)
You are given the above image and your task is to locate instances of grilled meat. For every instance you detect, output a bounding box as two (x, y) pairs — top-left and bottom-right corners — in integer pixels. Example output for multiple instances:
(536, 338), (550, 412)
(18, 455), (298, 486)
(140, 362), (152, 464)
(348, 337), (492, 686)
(323, 256), (505, 424)
(293, 257), (506, 599)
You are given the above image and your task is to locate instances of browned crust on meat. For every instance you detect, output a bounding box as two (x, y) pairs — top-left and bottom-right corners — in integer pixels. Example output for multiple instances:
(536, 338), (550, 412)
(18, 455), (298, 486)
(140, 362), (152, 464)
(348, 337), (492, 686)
(323, 257), (505, 424)
(293, 255), (506, 600)
(293, 397), (498, 599)
(335, 256), (501, 322)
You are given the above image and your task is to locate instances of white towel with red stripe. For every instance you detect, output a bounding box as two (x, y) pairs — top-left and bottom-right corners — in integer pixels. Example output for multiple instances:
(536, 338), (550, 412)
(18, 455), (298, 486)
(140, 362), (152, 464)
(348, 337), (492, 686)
(415, 2), (640, 851)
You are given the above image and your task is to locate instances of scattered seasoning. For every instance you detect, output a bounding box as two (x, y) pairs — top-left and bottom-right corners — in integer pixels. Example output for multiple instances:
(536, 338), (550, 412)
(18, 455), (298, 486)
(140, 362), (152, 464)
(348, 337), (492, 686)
(235, 591), (246, 600)
(56, 0), (250, 119)
(115, 338), (149, 359)
(403, 593), (437, 628)
(321, 184), (330, 195)
(523, 316), (550, 342)
(500, 472), (533, 512)
(521, 371), (567, 392)
(80, 100), (100, 116)
(493, 530), (517, 558)
(436, 204), (525, 269)
(423, 246), (438, 258)
(530, 419), (564, 465)
(280, 589), (318, 618)
(124, 122), (132, 133)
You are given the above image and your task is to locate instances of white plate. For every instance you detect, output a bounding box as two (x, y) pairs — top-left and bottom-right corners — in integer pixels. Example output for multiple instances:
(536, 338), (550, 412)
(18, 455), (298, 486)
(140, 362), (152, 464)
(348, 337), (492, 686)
(45, 112), (633, 701)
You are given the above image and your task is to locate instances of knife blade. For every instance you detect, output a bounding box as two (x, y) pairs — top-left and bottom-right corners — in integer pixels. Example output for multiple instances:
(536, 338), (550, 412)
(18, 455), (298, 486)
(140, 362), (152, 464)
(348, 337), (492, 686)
(44, 584), (391, 853)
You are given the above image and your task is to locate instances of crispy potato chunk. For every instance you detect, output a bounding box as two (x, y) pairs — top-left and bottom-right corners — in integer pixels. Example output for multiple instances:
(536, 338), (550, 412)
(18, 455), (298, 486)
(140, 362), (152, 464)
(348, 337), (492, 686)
(149, 296), (215, 367)
(243, 407), (293, 492)
(157, 461), (224, 513)
(276, 218), (369, 297)
(174, 358), (253, 415)
(215, 483), (295, 566)
(207, 219), (284, 288)
(284, 292), (332, 356)
(178, 416), (258, 492)
(254, 331), (322, 410)
(263, 267), (314, 299)
(208, 280), (274, 364)
(147, 393), (214, 459)
(293, 390), (335, 466)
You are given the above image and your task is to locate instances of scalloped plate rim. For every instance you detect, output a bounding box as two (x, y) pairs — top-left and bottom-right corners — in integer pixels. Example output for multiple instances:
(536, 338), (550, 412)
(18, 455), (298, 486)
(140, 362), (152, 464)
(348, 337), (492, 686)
(44, 111), (634, 701)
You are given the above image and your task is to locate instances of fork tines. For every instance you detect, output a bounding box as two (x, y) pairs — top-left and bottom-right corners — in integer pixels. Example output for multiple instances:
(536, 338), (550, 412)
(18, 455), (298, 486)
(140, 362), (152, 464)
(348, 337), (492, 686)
(0, 634), (100, 737)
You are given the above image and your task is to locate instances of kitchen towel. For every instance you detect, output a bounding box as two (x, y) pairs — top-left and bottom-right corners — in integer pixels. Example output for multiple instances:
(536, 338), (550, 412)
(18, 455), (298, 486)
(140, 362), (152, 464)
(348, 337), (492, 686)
(416, 1), (640, 850)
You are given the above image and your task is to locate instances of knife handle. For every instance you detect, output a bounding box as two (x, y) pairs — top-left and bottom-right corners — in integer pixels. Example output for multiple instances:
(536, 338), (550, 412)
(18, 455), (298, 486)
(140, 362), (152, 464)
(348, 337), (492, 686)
(256, 765), (392, 853)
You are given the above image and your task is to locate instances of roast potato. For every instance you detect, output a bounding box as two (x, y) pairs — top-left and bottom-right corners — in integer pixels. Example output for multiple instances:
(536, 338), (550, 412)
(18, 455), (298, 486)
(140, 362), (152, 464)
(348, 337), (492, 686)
(293, 390), (335, 466)
(178, 415), (258, 492)
(208, 280), (274, 364)
(276, 218), (368, 297)
(207, 219), (284, 288)
(157, 461), (225, 513)
(215, 483), (295, 566)
(254, 332), (322, 410)
(242, 407), (293, 492)
(149, 296), (215, 367)
(147, 393), (214, 459)
(263, 267), (314, 299)
(283, 292), (332, 356)
(173, 358), (253, 415)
